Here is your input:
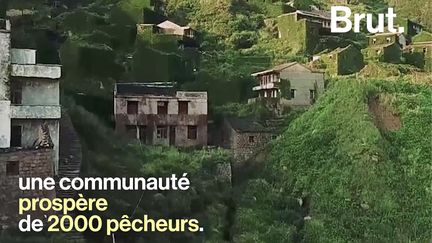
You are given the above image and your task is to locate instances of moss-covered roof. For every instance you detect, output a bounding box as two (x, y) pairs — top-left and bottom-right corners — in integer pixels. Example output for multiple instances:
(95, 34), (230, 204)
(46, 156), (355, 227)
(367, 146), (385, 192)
(413, 31), (432, 43)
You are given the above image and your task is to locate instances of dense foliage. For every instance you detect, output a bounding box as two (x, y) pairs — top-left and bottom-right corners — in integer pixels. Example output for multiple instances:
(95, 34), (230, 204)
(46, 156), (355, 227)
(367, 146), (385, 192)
(234, 78), (432, 242)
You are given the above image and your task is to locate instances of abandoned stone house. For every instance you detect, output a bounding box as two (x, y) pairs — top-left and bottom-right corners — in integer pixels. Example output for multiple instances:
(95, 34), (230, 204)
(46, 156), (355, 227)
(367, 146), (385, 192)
(312, 44), (365, 76)
(0, 20), (61, 229)
(114, 83), (208, 147)
(403, 31), (432, 72)
(276, 9), (332, 53)
(222, 117), (276, 162)
(250, 62), (325, 109)
(137, 20), (196, 40)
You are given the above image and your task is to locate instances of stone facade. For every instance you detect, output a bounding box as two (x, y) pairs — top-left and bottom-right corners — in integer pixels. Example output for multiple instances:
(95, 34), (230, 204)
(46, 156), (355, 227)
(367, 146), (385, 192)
(115, 83), (208, 147)
(0, 148), (55, 230)
(0, 22), (61, 173)
(313, 44), (365, 76)
(222, 117), (274, 162)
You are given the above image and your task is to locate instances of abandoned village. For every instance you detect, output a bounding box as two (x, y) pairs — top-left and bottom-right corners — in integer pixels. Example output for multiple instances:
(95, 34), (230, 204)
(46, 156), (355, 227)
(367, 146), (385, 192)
(0, 0), (431, 233)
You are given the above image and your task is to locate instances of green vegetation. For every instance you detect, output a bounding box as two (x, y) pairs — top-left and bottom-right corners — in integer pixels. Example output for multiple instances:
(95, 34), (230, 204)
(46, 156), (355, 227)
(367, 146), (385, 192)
(66, 100), (233, 243)
(234, 78), (432, 242)
(3, 0), (432, 242)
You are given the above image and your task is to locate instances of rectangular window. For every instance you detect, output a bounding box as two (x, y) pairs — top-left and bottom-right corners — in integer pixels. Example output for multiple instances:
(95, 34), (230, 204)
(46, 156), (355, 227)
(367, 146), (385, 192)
(310, 90), (316, 100)
(127, 101), (138, 114)
(11, 81), (22, 105)
(178, 101), (189, 115)
(11, 125), (22, 147)
(157, 101), (168, 114)
(6, 161), (19, 176)
(126, 125), (137, 139)
(157, 126), (168, 139)
(249, 136), (255, 143)
(290, 89), (296, 99)
(187, 126), (197, 140)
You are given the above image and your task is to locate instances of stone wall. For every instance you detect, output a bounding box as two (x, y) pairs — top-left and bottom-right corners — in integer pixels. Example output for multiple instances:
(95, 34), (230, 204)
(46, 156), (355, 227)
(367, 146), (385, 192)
(0, 148), (55, 230)
(232, 130), (272, 162)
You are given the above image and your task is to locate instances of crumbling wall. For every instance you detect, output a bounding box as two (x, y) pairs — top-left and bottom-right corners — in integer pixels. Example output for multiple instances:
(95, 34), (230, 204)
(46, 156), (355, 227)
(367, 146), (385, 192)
(232, 131), (272, 162)
(0, 30), (11, 100)
(0, 148), (55, 230)
(11, 120), (59, 173)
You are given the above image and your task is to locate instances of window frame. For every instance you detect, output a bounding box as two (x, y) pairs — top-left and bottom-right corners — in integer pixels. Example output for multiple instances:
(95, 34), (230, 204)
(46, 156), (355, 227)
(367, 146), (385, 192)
(156, 126), (168, 139)
(127, 100), (139, 115)
(11, 125), (22, 147)
(187, 125), (198, 140)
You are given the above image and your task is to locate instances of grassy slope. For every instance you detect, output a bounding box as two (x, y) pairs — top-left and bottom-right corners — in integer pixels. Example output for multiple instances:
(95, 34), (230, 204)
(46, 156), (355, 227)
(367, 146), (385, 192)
(234, 78), (432, 242)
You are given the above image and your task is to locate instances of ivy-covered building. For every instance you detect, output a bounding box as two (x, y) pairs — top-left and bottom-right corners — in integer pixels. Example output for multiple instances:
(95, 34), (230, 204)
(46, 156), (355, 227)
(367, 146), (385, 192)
(276, 9), (331, 54)
(404, 32), (432, 72)
(250, 62), (325, 109)
(395, 18), (423, 38)
(313, 44), (364, 76)
(363, 42), (402, 64)
(367, 32), (406, 48)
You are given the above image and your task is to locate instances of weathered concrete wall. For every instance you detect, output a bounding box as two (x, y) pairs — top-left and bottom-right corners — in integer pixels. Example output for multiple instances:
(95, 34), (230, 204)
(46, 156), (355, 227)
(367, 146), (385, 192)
(0, 101), (11, 148)
(19, 79), (60, 105)
(0, 148), (55, 230)
(11, 120), (59, 173)
(279, 66), (324, 107)
(10, 105), (61, 119)
(0, 31), (11, 100)
(115, 94), (207, 115)
(11, 64), (61, 79)
(116, 114), (208, 147)
(11, 49), (36, 65)
(115, 92), (208, 147)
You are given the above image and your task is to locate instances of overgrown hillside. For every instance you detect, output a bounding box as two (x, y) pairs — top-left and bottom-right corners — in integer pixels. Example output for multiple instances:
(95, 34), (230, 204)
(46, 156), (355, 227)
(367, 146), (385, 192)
(234, 78), (432, 242)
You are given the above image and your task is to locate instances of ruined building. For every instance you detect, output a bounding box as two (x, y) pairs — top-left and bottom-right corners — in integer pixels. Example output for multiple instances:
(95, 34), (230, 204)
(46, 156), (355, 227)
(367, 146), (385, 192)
(222, 117), (277, 162)
(0, 20), (61, 229)
(312, 44), (365, 76)
(276, 9), (332, 53)
(114, 83), (208, 147)
(250, 62), (325, 109)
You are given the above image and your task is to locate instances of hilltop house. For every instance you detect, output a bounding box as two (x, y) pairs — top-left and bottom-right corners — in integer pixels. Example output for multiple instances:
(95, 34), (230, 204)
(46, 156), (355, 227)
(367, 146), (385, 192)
(250, 62), (325, 109)
(276, 9), (332, 53)
(222, 117), (276, 162)
(114, 83), (208, 147)
(312, 44), (364, 75)
(404, 31), (432, 71)
(0, 20), (60, 228)
(137, 20), (196, 40)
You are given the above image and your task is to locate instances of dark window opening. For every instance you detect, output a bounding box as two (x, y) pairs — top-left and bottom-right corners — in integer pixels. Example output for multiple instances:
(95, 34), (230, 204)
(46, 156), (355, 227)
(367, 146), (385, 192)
(310, 89), (316, 100)
(127, 101), (138, 114)
(6, 161), (19, 176)
(157, 101), (168, 114)
(372, 38), (377, 44)
(290, 89), (296, 99)
(423, 48), (427, 54)
(11, 81), (22, 105)
(157, 126), (168, 139)
(187, 126), (197, 140)
(249, 136), (255, 143)
(11, 125), (22, 147)
(178, 101), (189, 115)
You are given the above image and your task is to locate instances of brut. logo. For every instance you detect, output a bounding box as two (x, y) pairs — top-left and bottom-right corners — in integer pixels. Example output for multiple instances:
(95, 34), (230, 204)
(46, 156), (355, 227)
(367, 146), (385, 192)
(330, 6), (404, 34)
